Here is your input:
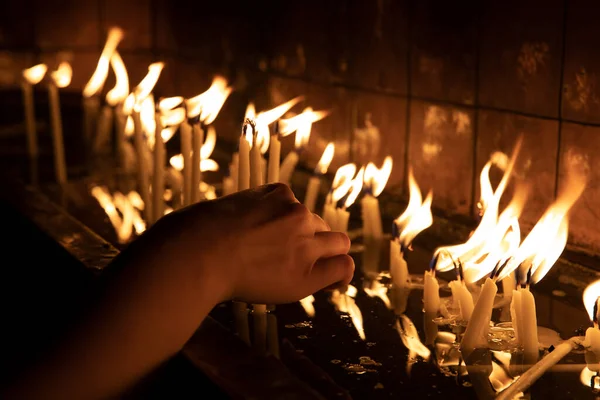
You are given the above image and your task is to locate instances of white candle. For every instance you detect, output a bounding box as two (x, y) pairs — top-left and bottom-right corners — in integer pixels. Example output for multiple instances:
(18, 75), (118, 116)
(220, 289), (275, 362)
(585, 327), (600, 371)
(231, 153), (239, 190)
(250, 135), (263, 188)
(390, 240), (409, 288)
(191, 124), (204, 203)
(502, 271), (516, 300)
(279, 150), (298, 185)
(461, 278), (497, 357)
(268, 134), (280, 183)
(423, 270), (440, 314)
(449, 280), (474, 321)
(94, 105), (114, 153)
(520, 287), (539, 364)
(152, 113), (165, 224)
(238, 134), (250, 191)
(180, 120), (192, 206)
(304, 176), (321, 212)
(361, 194), (383, 239)
(83, 96), (100, 148)
(222, 176), (235, 196)
(114, 106), (127, 168)
(48, 82), (67, 184)
(132, 110), (152, 222)
(21, 81), (38, 158)
(336, 208), (351, 234)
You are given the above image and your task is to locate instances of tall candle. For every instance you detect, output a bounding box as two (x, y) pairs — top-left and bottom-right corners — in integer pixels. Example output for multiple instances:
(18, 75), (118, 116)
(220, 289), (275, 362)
(222, 177), (235, 196)
(21, 64), (47, 159)
(250, 134), (263, 188)
(231, 153), (239, 190)
(361, 194), (383, 239)
(152, 113), (165, 223)
(510, 289), (523, 345)
(180, 120), (192, 206)
(48, 62), (72, 185)
(461, 277), (497, 357)
(390, 240), (409, 288)
(323, 201), (338, 231)
(191, 124), (204, 203)
(238, 134), (250, 191)
(304, 177), (321, 212)
(83, 97), (100, 149)
(502, 271), (516, 300)
(520, 287), (539, 364)
(449, 280), (474, 321)
(423, 270), (440, 314)
(279, 150), (299, 184)
(132, 110), (152, 222)
(336, 208), (350, 234)
(268, 134), (280, 183)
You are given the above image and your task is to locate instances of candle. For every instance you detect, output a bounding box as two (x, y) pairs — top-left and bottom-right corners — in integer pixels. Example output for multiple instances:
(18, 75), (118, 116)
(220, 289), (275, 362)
(304, 142), (335, 212)
(191, 123), (204, 203)
(279, 150), (299, 185)
(253, 304), (267, 353)
(423, 269), (440, 314)
(231, 153), (239, 190)
(268, 133), (281, 184)
(448, 280), (474, 321)
(238, 128), (251, 191)
(461, 277), (497, 357)
(323, 200), (339, 231)
(336, 166), (364, 234)
(249, 122), (263, 188)
(106, 51), (129, 162)
(390, 239), (409, 288)
(152, 112), (165, 224)
(222, 177), (235, 196)
(132, 108), (152, 222)
(323, 163), (358, 231)
(180, 120), (192, 206)
(21, 64), (47, 159)
(502, 270), (516, 300)
(519, 286), (539, 364)
(48, 62), (72, 185)
(582, 280), (600, 372)
(361, 157), (393, 239)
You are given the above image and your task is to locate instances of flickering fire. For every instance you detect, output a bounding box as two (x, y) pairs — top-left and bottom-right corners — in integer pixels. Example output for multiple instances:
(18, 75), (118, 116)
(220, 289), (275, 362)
(186, 76), (232, 124)
(23, 64), (47, 84)
(396, 315), (431, 360)
(83, 27), (124, 98)
(105, 51), (129, 106)
(133, 62), (165, 109)
(139, 96), (156, 140)
(330, 163), (357, 203)
(363, 278), (391, 309)
(50, 62), (72, 88)
(279, 107), (330, 149)
(169, 126), (218, 172)
(158, 96), (184, 111)
(364, 156), (393, 197)
(124, 116), (134, 137)
(91, 186), (146, 243)
(479, 151), (509, 215)
(583, 280), (600, 323)
(344, 167), (365, 208)
(580, 367), (600, 389)
(122, 93), (135, 115)
(299, 295), (316, 317)
(395, 168), (433, 249)
(315, 143), (335, 175)
(489, 351), (517, 392)
(160, 107), (186, 128)
(330, 285), (365, 340)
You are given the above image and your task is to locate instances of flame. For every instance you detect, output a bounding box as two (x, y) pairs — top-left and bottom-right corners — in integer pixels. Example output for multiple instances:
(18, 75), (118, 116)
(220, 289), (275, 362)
(245, 103), (256, 120)
(396, 315), (431, 360)
(169, 156), (219, 172)
(50, 62), (72, 88)
(279, 107), (330, 149)
(583, 280), (600, 323)
(201, 126), (217, 160)
(122, 93), (135, 115)
(330, 285), (365, 340)
(159, 96), (183, 111)
(248, 96), (304, 154)
(91, 186), (146, 243)
(299, 295), (315, 317)
(364, 156), (393, 197)
(363, 278), (391, 309)
(434, 139), (523, 275)
(105, 51), (129, 106)
(133, 62), (164, 110)
(479, 152), (509, 214)
(580, 367), (600, 389)
(83, 27), (124, 97)
(499, 164), (586, 284)
(394, 168), (433, 249)
(22, 64), (47, 84)
(330, 163), (357, 203)
(161, 126), (177, 142)
(344, 167), (365, 208)
(186, 76), (232, 124)
(124, 116), (134, 137)
(315, 143), (335, 175)
(160, 107), (185, 127)
(139, 95), (156, 139)
(489, 353), (517, 392)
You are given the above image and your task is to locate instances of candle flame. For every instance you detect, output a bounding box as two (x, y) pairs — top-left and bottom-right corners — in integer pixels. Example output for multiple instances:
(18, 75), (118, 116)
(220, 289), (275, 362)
(133, 62), (164, 110)
(122, 93), (135, 115)
(169, 155), (219, 173)
(299, 295), (316, 317)
(201, 125), (217, 160)
(124, 116), (134, 137)
(583, 280), (600, 323)
(489, 353), (516, 392)
(363, 278), (391, 309)
(479, 151), (509, 215)
(248, 96), (304, 154)
(139, 95), (156, 138)
(50, 62), (72, 88)
(105, 51), (129, 106)
(580, 367), (600, 389)
(396, 315), (431, 360)
(159, 96), (184, 111)
(315, 143), (335, 175)
(161, 126), (177, 142)
(186, 76), (232, 124)
(344, 166), (365, 208)
(364, 156), (393, 197)
(160, 107), (185, 127)
(22, 64), (47, 84)
(83, 27), (124, 97)
(331, 163), (357, 203)
(91, 186), (146, 243)
(395, 168), (433, 249)
(330, 285), (365, 340)
(279, 107), (330, 149)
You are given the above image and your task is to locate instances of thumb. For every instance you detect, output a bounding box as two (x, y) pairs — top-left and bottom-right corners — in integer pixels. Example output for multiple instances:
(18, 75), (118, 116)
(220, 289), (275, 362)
(307, 255), (355, 295)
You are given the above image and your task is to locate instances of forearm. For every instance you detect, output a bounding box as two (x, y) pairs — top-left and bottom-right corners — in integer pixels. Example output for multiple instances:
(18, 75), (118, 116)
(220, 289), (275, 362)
(3, 228), (226, 400)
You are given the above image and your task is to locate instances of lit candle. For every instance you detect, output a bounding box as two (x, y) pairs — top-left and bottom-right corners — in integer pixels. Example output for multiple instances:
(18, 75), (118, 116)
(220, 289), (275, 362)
(21, 64), (47, 159)
(423, 268), (440, 315)
(230, 153), (239, 190)
(222, 177), (235, 196)
(323, 163), (356, 230)
(390, 239), (408, 289)
(191, 123), (204, 203)
(48, 62), (72, 185)
(152, 111), (165, 224)
(249, 121), (263, 188)
(238, 127), (251, 191)
(449, 280), (474, 321)
(582, 280), (600, 372)
(133, 97), (154, 222)
(267, 132), (281, 184)
(180, 120), (192, 206)
(106, 51), (129, 165)
(336, 167), (364, 234)
(361, 156), (393, 239)
(461, 276), (497, 357)
(304, 142), (334, 212)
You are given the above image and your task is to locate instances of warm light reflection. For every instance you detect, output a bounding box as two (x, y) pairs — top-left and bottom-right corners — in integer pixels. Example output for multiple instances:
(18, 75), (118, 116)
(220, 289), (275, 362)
(395, 168), (433, 249)
(105, 51), (129, 106)
(50, 62), (72, 88)
(122, 93), (135, 115)
(133, 62), (165, 109)
(23, 64), (47, 84)
(344, 167), (365, 208)
(83, 27), (124, 97)
(279, 107), (330, 149)
(489, 352), (517, 392)
(315, 143), (335, 174)
(364, 156), (393, 197)
(330, 285), (365, 340)
(363, 278), (391, 309)
(583, 280), (600, 323)
(299, 295), (315, 317)
(139, 95), (156, 140)
(186, 76), (232, 124)
(161, 126), (177, 143)
(124, 116), (134, 137)
(580, 367), (600, 389)
(330, 163), (357, 203)
(396, 315), (431, 360)
(91, 186), (146, 243)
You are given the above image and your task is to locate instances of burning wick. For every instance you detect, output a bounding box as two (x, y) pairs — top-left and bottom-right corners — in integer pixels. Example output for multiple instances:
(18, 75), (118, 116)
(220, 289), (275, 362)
(448, 256), (475, 322)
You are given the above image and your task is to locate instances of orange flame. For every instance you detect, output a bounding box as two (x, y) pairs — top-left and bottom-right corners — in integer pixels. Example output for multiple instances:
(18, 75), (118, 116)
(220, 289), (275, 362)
(364, 156), (393, 197)
(330, 163), (357, 203)
(186, 76), (232, 124)
(363, 278), (391, 309)
(330, 285), (365, 340)
(583, 280), (600, 323)
(344, 167), (365, 208)
(83, 27), (124, 97)
(395, 169), (433, 249)
(22, 64), (47, 84)
(50, 62), (72, 88)
(159, 96), (183, 111)
(91, 186), (146, 243)
(105, 51), (129, 106)
(315, 143), (335, 175)
(279, 107), (330, 149)
(396, 315), (431, 360)
(124, 116), (134, 137)
(160, 107), (185, 127)
(580, 367), (600, 389)
(139, 95), (156, 140)
(299, 295), (316, 317)
(122, 92), (135, 115)
(133, 62), (164, 110)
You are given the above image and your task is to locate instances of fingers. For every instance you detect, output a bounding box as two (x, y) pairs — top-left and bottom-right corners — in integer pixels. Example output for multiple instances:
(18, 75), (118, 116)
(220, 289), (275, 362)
(311, 231), (350, 259)
(312, 213), (330, 233)
(307, 255), (355, 294)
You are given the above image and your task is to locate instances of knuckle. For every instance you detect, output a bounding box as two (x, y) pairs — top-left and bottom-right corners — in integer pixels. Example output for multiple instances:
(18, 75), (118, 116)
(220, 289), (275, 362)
(289, 203), (312, 221)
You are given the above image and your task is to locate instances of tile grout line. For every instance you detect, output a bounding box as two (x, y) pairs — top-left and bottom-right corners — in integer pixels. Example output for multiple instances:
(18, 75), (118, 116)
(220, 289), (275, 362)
(554, 0), (569, 199)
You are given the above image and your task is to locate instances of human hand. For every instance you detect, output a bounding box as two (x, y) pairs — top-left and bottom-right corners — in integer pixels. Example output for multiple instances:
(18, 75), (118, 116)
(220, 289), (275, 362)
(154, 183), (354, 304)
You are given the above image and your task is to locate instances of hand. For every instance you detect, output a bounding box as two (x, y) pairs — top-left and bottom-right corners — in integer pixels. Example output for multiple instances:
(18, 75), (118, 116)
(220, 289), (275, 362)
(154, 183), (354, 304)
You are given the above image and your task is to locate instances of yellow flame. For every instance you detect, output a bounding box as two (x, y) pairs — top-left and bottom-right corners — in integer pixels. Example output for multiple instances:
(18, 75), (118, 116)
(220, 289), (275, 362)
(364, 156), (393, 197)
(91, 186), (146, 243)
(583, 280), (600, 322)
(248, 96), (304, 154)
(186, 76), (232, 124)
(489, 358), (516, 392)
(363, 278), (391, 309)
(330, 285), (365, 340)
(201, 126), (216, 160)
(159, 96), (183, 111)
(105, 51), (129, 106)
(279, 107), (330, 149)
(139, 95), (156, 139)
(330, 163), (357, 203)
(395, 168), (433, 248)
(479, 151), (509, 214)
(124, 116), (134, 137)
(122, 93), (135, 115)
(161, 126), (177, 143)
(169, 155), (219, 172)
(160, 107), (185, 127)
(344, 167), (365, 208)
(133, 62), (164, 110)
(50, 62), (72, 88)
(299, 295), (316, 317)
(22, 64), (47, 84)
(396, 315), (431, 360)
(580, 367), (600, 389)
(83, 27), (124, 97)
(315, 143), (335, 175)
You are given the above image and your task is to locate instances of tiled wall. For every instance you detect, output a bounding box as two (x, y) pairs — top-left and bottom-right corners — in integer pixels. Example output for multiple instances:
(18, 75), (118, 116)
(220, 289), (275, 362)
(3, 0), (600, 254)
